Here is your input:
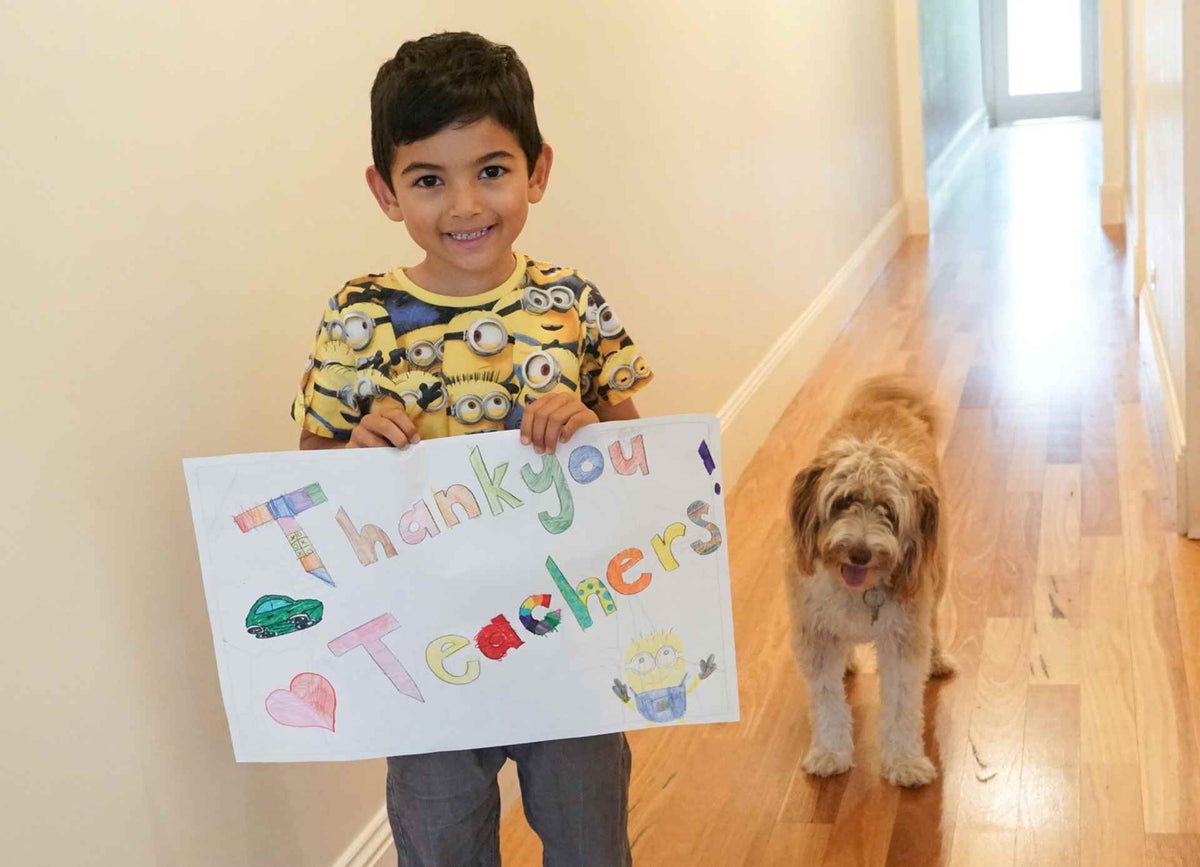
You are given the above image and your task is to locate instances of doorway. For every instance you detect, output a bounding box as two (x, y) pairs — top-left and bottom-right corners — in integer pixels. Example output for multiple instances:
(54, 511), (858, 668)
(985, 0), (1101, 124)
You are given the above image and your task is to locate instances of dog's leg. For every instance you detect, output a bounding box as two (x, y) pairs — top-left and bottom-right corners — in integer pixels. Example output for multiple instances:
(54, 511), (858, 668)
(929, 546), (957, 678)
(877, 626), (937, 787)
(801, 627), (854, 778)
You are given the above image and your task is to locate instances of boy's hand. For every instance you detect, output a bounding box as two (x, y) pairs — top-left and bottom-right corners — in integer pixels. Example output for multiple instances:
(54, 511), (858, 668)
(347, 401), (421, 449)
(520, 393), (598, 455)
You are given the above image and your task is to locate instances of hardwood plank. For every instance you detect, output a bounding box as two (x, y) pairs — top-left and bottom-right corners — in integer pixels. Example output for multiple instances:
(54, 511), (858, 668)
(948, 829), (1017, 867)
(1144, 834), (1200, 866)
(1015, 685), (1081, 867)
(1081, 401), (1122, 534)
(763, 822), (832, 865)
(987, 493), (1041, 619)
(1006, 404), (1048, 494)
(1081, 763), (1147, 867)
(957, 618), (1032, 831)
(1080, 536), (1139, 765)
(1031, 465), (1082, 684)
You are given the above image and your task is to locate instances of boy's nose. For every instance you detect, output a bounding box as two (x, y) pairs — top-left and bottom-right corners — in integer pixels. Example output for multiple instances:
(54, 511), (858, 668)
(448, 186), (483, 217)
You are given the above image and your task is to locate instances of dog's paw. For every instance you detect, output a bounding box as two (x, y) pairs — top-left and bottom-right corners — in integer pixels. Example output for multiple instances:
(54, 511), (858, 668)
(882, 754), (937, 788)
(802, 746), (853, 778)
(930, 651), (957, 678)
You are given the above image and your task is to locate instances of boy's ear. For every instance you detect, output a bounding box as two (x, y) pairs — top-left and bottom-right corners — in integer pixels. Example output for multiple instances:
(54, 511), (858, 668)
(366, 165), (405, 222)
(527, 143), (553, 204)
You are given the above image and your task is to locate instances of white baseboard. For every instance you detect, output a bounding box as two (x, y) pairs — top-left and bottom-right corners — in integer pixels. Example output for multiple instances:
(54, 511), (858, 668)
(1101, 182), (1126, 226)
(927, 108), (988, 221)
(333, 805), (393, 867)
(1138, 285), (1188, 533)
(716, 201), (907, 486)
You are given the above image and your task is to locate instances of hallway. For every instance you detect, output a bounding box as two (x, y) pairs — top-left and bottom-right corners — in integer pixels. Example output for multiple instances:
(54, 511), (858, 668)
(500, 120), (1200, 865)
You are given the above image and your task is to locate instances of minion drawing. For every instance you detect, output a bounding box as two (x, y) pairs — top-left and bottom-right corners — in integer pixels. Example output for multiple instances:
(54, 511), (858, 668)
(512, 342), (580, 406)
(612, 630), (717, 724)
(375, 370), (450, 440)
(301, 341), (367, 437)
(498, 283), (583, 347)
(444, 371), (519, 436)
(398, 323), (445, 375)
(440, 309), (515, 380)
(598, 345), (651, 400)
(321, 300), (396, 370)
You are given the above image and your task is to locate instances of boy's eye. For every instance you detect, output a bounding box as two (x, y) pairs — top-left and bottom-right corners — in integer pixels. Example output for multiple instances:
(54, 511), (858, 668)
(414, 175), (442, 188)
(480, 165), (506, 179)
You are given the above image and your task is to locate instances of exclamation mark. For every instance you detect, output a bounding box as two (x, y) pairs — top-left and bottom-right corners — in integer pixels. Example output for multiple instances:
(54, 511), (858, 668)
(698, 440), (720, 495)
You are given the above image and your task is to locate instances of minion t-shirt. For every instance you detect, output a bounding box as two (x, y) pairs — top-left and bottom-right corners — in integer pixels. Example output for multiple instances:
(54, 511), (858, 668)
(292, 255), (653, 441)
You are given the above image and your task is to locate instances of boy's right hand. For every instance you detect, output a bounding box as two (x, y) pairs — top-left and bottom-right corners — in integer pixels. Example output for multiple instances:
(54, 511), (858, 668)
(346, 401), (421, 449)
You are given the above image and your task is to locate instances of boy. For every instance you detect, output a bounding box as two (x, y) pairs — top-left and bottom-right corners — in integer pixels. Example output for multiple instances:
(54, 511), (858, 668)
(292, 32), (652, 866)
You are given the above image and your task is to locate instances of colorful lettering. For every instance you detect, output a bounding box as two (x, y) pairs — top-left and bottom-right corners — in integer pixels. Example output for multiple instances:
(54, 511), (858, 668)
(469, 446), (525, 516)
(398, 499), (440, 545)
(607, 547), (652, 595)
(519, 593), (563, 636)
(567, 445), (605, 484)
(652, 522), (688, 571)
(236, 484), (334, 585)
(425, 635), (481, 685)
(544, 556), (617, 631)
(334, 506), (397, 567)
(434, 485), (483, 528)
(327, 614), (424, 702)
(687, 500), (723, 554)
(520, 454), (574, 534)
(608, 435), (649, 476)
(474, 614), (525, 661)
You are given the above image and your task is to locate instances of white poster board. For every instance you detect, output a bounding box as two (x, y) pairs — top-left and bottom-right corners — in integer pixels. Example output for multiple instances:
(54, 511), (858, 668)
(184, 415), (738, 762)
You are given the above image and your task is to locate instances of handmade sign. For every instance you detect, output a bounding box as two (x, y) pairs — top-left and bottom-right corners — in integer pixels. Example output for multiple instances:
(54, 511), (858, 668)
(184, 415), (738, 762)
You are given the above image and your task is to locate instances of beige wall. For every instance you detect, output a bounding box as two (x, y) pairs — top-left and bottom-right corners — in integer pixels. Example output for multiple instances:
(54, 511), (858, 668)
(0, 2), (902, 864)
(1142, 0), (1186, 398)
(1186, 1), (1200, 536)
(1127, 0), (1198, 533)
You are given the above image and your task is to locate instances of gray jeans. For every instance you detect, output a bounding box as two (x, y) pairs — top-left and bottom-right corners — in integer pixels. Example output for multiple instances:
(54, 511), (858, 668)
(386, 733), (632, 867)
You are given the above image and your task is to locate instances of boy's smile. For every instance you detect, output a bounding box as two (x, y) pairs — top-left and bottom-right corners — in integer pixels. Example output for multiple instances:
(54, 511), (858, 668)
(366, 118), (553, 297)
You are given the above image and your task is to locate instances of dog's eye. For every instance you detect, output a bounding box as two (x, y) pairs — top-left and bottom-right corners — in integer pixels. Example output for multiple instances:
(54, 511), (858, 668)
(832, 497), (854, 513)
(878, 504), (898, 527)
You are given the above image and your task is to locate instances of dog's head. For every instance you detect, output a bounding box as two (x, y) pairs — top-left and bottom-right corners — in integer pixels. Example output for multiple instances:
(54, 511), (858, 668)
(787, 438), (939, 597)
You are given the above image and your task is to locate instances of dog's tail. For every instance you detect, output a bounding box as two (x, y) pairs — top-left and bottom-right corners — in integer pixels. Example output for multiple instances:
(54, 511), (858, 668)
(849, 374), (940, 440)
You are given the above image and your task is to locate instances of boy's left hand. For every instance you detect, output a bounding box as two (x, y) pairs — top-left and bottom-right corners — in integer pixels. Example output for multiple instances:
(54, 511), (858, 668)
(520, 392), (599, 455)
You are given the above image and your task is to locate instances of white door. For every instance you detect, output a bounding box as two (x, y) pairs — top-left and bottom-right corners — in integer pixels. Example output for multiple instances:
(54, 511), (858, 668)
(987, 0), (1100, 124)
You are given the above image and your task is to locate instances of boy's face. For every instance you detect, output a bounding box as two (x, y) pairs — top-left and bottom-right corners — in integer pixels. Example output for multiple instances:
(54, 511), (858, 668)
(367, 118), (552, 296)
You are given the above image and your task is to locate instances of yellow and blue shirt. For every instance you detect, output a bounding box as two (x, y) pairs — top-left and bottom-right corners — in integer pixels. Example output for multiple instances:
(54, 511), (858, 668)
(292, 255), (653, 441)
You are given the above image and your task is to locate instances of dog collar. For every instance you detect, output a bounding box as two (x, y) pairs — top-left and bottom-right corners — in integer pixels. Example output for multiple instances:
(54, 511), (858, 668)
(863, 585), (888, 623)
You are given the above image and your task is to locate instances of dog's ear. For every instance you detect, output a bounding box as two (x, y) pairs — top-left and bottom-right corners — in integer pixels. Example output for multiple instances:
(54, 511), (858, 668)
(894, 482), (939, 598)
(788, 463), (824, 574)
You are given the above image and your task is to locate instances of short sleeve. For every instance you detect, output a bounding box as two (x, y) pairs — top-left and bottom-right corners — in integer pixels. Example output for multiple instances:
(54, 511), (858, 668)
(291, 294), (385, 441)
(579, 282), (654, 408)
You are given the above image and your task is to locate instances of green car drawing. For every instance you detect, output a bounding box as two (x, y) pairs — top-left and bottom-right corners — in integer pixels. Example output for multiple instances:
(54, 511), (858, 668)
(245, 595), (324, 638)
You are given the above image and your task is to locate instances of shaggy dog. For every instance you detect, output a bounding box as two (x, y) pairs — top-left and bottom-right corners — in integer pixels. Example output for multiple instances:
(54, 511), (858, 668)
(786, 375), (955, 788)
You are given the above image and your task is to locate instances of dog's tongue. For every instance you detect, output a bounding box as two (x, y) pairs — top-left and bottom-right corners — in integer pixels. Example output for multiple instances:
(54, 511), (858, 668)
(841, 565), (869, 587)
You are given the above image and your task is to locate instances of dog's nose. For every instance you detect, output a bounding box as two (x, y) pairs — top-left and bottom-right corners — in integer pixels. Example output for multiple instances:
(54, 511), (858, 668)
(848, 546), (871, 566)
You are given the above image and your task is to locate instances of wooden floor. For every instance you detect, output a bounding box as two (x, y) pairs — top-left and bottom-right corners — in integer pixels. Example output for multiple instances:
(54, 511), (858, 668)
(500, 121), (1200, 865)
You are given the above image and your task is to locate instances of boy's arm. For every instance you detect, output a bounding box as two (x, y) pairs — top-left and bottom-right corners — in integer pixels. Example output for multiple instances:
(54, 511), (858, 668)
(596, 398), (640, 422)
(299, 429), (347, 450)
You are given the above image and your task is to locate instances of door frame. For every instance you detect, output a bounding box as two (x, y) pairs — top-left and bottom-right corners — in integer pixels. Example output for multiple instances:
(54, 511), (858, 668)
(981, 0), (1101, 124)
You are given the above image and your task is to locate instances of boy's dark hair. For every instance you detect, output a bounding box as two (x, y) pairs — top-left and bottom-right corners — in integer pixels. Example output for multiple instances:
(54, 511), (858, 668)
(370, 32), (543, 192)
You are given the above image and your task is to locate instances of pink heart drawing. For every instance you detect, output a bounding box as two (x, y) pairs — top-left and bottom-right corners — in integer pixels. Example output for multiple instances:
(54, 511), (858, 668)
(265, 672), (337, 732)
